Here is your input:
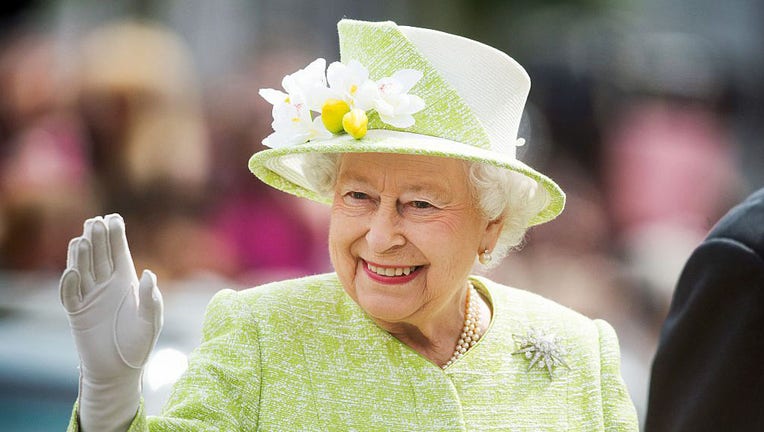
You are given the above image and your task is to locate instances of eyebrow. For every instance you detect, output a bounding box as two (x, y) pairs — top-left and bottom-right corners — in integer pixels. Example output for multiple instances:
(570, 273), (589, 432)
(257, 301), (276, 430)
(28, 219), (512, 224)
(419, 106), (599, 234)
(405, 184), (450, 202)
(338, 170), (451, 202)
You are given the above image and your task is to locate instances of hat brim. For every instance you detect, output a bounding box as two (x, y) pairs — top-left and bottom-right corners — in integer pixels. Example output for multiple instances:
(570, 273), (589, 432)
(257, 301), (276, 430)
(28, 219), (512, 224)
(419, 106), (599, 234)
(248, 130), (565, 227)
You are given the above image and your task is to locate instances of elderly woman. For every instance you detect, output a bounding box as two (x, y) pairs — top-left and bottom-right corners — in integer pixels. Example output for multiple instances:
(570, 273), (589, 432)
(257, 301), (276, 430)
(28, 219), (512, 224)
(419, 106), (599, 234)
(62, 19), (638, 431)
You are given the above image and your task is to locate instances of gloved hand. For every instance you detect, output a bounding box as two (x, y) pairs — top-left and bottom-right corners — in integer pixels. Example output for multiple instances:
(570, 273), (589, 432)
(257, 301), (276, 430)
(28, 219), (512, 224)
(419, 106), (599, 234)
(60, 214), (163, 432)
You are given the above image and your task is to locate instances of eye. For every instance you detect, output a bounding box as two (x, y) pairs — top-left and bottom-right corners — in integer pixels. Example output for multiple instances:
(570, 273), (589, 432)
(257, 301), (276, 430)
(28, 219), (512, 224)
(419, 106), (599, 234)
(410, 200), (433, 209)
(348, 191), (369, 200)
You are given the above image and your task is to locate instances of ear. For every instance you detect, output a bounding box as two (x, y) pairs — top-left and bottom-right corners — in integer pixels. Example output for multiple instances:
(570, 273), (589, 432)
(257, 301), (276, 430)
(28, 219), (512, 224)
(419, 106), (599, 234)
(479, 217), (504, 254)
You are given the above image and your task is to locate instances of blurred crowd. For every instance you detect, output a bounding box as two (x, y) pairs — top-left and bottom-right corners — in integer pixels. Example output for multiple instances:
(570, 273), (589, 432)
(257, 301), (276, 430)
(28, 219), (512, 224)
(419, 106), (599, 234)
(1, 0), (762, 427)
(0, 15), (332, 285)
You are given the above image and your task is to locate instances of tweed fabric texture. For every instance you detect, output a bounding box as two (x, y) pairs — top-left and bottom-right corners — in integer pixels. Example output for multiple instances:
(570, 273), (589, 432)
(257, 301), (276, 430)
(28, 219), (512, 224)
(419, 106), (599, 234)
(248, 19), (566, 227)
(68, 273), (637, 431)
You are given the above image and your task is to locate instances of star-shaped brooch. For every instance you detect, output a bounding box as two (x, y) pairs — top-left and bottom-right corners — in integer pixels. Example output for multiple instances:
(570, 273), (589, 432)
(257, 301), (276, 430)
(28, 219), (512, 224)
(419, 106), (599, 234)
(512, 328), (569, 378)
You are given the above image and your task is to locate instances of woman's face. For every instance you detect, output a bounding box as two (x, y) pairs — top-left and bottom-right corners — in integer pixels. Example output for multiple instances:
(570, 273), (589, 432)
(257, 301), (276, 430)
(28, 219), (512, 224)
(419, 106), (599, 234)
(329, 153), (502, 326)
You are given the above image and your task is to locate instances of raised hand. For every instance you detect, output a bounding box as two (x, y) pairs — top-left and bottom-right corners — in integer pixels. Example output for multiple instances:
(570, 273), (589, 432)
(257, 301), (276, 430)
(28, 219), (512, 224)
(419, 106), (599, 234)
(60, 214), (163, 432)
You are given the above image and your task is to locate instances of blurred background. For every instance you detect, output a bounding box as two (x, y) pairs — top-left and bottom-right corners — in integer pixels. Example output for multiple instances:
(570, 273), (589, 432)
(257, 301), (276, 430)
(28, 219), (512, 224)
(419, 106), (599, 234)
(0, 0), (761, 430)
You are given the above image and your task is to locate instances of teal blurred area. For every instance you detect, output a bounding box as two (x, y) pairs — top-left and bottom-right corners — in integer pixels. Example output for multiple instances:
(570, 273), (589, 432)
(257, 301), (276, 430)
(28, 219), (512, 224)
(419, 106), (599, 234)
(0, 271), (222, 430)
(0, 273), (78, 430)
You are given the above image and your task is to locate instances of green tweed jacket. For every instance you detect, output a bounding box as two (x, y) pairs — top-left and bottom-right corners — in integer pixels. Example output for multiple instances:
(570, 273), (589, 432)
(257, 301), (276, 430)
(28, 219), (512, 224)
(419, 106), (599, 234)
(68, 273), (638, 431)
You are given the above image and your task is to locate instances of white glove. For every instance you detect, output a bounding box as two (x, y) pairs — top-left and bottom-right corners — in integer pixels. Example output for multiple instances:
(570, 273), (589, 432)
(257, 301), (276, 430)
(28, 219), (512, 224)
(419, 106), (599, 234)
(60, 214), (163, 432)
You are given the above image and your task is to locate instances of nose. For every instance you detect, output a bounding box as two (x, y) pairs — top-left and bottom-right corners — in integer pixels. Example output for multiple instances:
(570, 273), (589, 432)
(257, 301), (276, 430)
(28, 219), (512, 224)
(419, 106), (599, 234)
(365, 202), (406, 253)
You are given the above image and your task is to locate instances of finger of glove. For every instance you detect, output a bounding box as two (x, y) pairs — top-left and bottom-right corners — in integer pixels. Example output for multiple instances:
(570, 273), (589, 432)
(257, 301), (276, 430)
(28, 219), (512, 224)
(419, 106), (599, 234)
(116, 271), (162, 368)
(75, 238), (96, 292)
(138, 270), (163, 331)
(106, 214), (136, 275)
(66, 237), (80, 269)
(59, 268), (82, 312)
(86, 218), (113, 283)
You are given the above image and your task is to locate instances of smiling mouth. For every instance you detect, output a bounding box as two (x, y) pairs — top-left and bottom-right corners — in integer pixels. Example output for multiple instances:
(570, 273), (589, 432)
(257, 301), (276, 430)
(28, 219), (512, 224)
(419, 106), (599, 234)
(366, 262), (421, 277)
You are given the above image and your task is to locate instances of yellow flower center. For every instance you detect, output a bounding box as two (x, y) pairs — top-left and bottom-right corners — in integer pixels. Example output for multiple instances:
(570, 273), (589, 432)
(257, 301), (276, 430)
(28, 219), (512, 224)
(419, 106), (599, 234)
(321, 99), (351, 133)
(342, 108), (368, 139)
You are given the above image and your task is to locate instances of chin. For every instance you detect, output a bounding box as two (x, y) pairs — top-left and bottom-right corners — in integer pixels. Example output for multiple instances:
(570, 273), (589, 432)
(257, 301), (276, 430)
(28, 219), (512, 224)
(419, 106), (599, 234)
(353, 279), (421, 323)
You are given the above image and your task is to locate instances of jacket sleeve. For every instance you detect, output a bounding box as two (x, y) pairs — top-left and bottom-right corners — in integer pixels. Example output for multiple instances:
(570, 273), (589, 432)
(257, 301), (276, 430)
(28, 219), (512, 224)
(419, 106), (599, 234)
(67, 288), (262, 431)
(645, 238), (764, 431)
(595, 319), (638, 432)
(645, 188), (764, 432)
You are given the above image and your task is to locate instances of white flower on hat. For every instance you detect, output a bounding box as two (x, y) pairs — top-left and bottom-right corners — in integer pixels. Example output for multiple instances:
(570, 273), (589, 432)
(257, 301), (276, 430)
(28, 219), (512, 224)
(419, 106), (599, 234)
(373, 69), (425, 128)
(326, 60), (379, 111)
(259, 58), (333, 148)
(281, 58), (332, 111)
(259, 57), (426, 147)
(261, 93), (331, 148)
(259, 58), (332, 113)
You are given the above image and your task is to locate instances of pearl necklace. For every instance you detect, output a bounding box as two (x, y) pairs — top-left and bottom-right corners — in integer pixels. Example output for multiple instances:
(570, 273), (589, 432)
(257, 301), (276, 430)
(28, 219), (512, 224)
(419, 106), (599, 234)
(443, 283), (482, 369)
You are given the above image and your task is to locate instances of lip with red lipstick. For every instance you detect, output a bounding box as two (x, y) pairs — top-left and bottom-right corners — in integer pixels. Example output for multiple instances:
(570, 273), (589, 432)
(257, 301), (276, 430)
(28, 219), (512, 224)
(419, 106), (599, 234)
(362, 260), (423, 284)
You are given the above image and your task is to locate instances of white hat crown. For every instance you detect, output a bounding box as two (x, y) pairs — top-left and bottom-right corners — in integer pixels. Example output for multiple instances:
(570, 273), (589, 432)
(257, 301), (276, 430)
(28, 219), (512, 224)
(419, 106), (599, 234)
(397, 24), (531, 159)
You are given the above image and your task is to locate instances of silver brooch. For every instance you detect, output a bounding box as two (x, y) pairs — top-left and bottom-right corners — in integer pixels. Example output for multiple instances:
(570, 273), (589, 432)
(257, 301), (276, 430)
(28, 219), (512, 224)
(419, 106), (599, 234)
(512, 328), (569, 378)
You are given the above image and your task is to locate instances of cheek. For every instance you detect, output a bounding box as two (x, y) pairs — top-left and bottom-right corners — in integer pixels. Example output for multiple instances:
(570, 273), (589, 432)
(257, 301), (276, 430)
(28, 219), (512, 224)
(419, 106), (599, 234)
(327, 212), (346, 263)
(423, 212), (484, 247)
(416, 214), (484, 268)
(328, 207), (364, 275)
(328, 220), (352, 294)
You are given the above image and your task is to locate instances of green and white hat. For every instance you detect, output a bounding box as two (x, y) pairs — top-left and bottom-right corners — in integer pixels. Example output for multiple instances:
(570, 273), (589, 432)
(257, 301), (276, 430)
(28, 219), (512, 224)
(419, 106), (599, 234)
(249, 19), (565, 226)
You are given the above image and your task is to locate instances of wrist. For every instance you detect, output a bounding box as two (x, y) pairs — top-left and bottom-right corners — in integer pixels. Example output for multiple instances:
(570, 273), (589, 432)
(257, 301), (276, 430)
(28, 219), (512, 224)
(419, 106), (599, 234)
(79, 371), (142, 432)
